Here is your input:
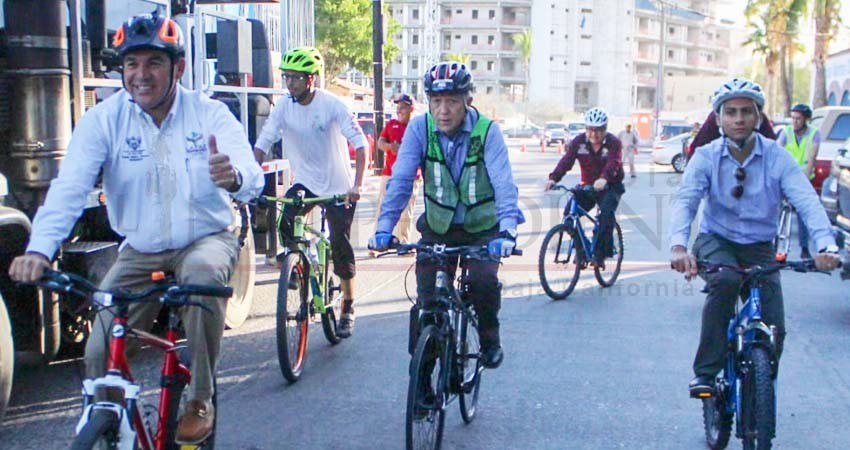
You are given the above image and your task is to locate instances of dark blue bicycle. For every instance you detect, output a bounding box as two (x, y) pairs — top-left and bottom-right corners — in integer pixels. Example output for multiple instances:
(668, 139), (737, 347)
(538, 185), (623, 299)
(695, 259), (826, 450)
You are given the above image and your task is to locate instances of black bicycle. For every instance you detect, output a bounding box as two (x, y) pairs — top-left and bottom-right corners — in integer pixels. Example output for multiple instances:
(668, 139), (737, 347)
(539, 185), (624, 299)
(379, 242), (520, 450)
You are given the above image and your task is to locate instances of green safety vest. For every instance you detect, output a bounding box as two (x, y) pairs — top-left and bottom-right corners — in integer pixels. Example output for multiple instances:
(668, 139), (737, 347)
(783, 125), (816, 180)
(423, 113), (498, 234)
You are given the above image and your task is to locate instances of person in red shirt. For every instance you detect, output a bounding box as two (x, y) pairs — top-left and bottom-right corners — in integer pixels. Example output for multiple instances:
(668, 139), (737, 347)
(371, 94), (419, 255)
(544, 107), (625, 267)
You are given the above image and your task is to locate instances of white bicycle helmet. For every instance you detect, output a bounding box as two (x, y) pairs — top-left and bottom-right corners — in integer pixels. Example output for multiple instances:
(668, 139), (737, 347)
(584, 107), (608, 127)
(711, 78), (765, 113)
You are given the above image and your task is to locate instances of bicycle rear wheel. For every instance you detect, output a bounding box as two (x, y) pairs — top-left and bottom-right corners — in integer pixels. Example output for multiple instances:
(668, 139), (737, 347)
(458, 309), (482, 424)
(741, 347), (775, 450)
(406, 325), (445, 450)
(320, 253), (343, 345)
(538, 222), (582, 300)
(702, 385), (732, 449)
(593, 221), (624, 287)
(69, 409), (120, 450)
(276, 252), (309, 383)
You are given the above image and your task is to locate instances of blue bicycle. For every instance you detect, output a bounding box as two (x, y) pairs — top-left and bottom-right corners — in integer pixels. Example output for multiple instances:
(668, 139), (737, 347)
(538, 185), (623, 299)
(695, 259), (826, 450)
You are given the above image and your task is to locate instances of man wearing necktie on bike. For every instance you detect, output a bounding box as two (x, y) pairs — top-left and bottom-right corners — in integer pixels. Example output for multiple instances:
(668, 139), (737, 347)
(668, 78), (840, 396)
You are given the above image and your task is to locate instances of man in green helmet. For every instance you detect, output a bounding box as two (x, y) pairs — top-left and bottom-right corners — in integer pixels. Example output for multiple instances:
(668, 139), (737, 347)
(368, 61), (525, 369)
(254, 47), (368, 337)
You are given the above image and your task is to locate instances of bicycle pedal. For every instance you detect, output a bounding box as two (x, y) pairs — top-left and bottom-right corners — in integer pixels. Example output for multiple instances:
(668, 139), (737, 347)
(690, 389), (714, 399)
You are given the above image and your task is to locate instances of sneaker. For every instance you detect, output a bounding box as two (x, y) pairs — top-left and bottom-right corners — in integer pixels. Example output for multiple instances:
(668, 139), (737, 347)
(480, 345), (504, 369)
(688, 375), (714, 398)
(337, 312), (355, 338)
(175, 399), (215, 444)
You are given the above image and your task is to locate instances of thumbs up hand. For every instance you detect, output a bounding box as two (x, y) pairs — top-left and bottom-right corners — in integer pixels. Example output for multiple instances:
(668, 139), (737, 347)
(208, 135), (239, 191)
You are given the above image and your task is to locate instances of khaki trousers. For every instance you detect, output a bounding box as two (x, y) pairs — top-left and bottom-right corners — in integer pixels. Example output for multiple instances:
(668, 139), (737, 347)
(84, 230), (238, 402)
(375, 175), (420, 243)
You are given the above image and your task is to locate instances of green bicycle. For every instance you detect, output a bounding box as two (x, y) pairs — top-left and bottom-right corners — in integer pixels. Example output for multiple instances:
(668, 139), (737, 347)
(259, 192), (348, 383)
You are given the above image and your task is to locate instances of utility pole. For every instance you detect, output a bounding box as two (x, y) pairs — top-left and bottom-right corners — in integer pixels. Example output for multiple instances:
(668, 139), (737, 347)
(372, 0), (385, 172)
(654, 0), (666, 137)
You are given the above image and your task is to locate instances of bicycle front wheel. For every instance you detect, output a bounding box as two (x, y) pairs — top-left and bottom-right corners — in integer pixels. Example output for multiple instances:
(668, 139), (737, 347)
(406, 325), (446, 450)
(702, 389), (732, 449)
(276, 252), (310, 383)
(320, 253), (343, 345)
(741, 347), (775, 450)
(458, 309), (482, 424)
(70, 409), (120, 450)
(593, 221), (624, 287)
(538, 223), (582, 300)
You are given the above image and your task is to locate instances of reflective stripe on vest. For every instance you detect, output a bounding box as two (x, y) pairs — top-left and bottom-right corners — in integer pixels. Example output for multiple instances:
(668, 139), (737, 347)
(783, 124), (816, 179)
(423, 113), (498, 234)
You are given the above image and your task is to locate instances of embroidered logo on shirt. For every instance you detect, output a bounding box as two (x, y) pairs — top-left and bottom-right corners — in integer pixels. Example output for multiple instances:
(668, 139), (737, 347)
(186, 132), (207, 155)
(577, 144), (589, 155)
(121, 136), (149, 161)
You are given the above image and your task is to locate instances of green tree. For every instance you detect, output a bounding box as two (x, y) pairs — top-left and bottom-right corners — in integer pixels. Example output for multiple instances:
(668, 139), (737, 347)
(443, 52), (470, 64)
(812, 0), (843, 107)
(512, 30), (532, 124)
(315, 0), (400, 79)
(745, 0), (806, 116)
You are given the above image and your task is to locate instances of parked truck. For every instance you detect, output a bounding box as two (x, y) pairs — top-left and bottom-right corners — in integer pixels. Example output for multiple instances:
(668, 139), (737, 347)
(0, 0), (288, 421)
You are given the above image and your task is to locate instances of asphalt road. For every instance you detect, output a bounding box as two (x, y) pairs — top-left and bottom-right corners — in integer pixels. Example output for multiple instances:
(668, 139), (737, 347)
(3, 141), (850, 449)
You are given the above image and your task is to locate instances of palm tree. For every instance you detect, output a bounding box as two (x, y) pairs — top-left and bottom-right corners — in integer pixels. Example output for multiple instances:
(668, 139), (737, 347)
(745, 0), (809, 116)
(812, 0), (843, 107)
(513, 30), (532, 124)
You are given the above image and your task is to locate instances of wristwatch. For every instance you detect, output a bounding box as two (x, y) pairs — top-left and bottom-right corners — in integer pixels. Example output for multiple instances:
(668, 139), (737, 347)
(819, 244), (840, 254)
(227, 168), (243, 193)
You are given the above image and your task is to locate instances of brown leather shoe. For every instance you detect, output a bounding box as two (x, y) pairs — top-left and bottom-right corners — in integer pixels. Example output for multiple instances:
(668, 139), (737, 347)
(175, 399), (214, 444)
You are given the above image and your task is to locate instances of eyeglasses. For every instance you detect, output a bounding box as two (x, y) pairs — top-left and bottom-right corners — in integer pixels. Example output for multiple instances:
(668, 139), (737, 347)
(586, 127), (606, 135)
(731, 167), (746, 199)
(282, 73), (308, 82)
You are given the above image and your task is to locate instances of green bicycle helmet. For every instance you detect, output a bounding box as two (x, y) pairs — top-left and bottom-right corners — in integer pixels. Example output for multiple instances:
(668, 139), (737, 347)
(280, 46), (323, 74)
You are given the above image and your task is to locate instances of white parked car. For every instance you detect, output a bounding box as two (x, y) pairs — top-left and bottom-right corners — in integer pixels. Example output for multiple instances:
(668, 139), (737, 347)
(651, 132), (690, 173)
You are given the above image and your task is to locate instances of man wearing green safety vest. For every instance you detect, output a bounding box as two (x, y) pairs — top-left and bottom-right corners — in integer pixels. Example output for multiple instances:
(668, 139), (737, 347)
(776, 103), (821, 259)
(369, 61), (525, 369)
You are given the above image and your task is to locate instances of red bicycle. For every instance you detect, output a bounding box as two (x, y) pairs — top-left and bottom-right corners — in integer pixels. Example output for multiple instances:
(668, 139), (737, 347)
(27, 269), (232, 450)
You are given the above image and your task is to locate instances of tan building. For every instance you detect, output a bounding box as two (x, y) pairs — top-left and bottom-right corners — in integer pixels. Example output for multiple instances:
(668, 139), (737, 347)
(384, 0), (532, 102)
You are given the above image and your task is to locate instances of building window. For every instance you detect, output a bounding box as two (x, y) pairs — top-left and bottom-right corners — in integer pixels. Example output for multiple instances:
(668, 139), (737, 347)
(507, 61), (515, 71)
(412, 34), (419, 45)
(456, 9), (462, 14)
(412, 8), (419, 20)
(486, 86), (493, 94)
(488, 35), (495, 45)
(580, 61), (591, 66)
(471, 60), (478, 70)
(667, 49), (674, 59)
(580, 8), (592, 12)
(411, 58), (418, 70)
(489, 10), (495, 19)
(668, 26), (675, 35)
(581, 34), (592, 39)
(472, 9), (478, 19)
(455, 35), (461, 40)
(472, 35), (478, 44)
(487, 61), (494, 71)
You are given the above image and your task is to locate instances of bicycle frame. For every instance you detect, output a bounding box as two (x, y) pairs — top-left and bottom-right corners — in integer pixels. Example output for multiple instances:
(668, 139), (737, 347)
(563, 193), (602, 262)
(79, 303), (192, 450)
(269, 193), (346, 315)
(722, 276), (778, 433)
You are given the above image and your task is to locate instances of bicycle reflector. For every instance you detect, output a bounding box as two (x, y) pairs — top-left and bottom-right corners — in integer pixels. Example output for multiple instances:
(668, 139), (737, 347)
(774, 253), (787, 263)
(151, 271), (166, 281)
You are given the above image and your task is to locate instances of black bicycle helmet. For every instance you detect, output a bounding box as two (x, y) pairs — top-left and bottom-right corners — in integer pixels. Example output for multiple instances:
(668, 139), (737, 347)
(423, 61), (473, 95)
(791, 103), (813, 119)
(113, 11), (185, 59)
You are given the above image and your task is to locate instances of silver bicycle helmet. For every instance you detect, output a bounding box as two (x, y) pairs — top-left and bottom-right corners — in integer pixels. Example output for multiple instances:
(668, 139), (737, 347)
(711, 78), (765, 113)
(584, 107), (608, 127)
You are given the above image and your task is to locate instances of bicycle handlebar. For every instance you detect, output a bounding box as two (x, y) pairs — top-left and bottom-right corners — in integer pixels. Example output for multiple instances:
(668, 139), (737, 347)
(26, 269), (233, 311)
(255, 193), (348, 209)
(695, 259), (826, 277)
(550, 184), (597, 194)
(387, 242), (522, 259)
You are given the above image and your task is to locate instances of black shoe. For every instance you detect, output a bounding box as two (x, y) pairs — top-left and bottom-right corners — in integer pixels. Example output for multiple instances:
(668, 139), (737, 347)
(689, 375), (714, 398)
(801, 248), (812, 260)
(480, 345), (504, 369)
